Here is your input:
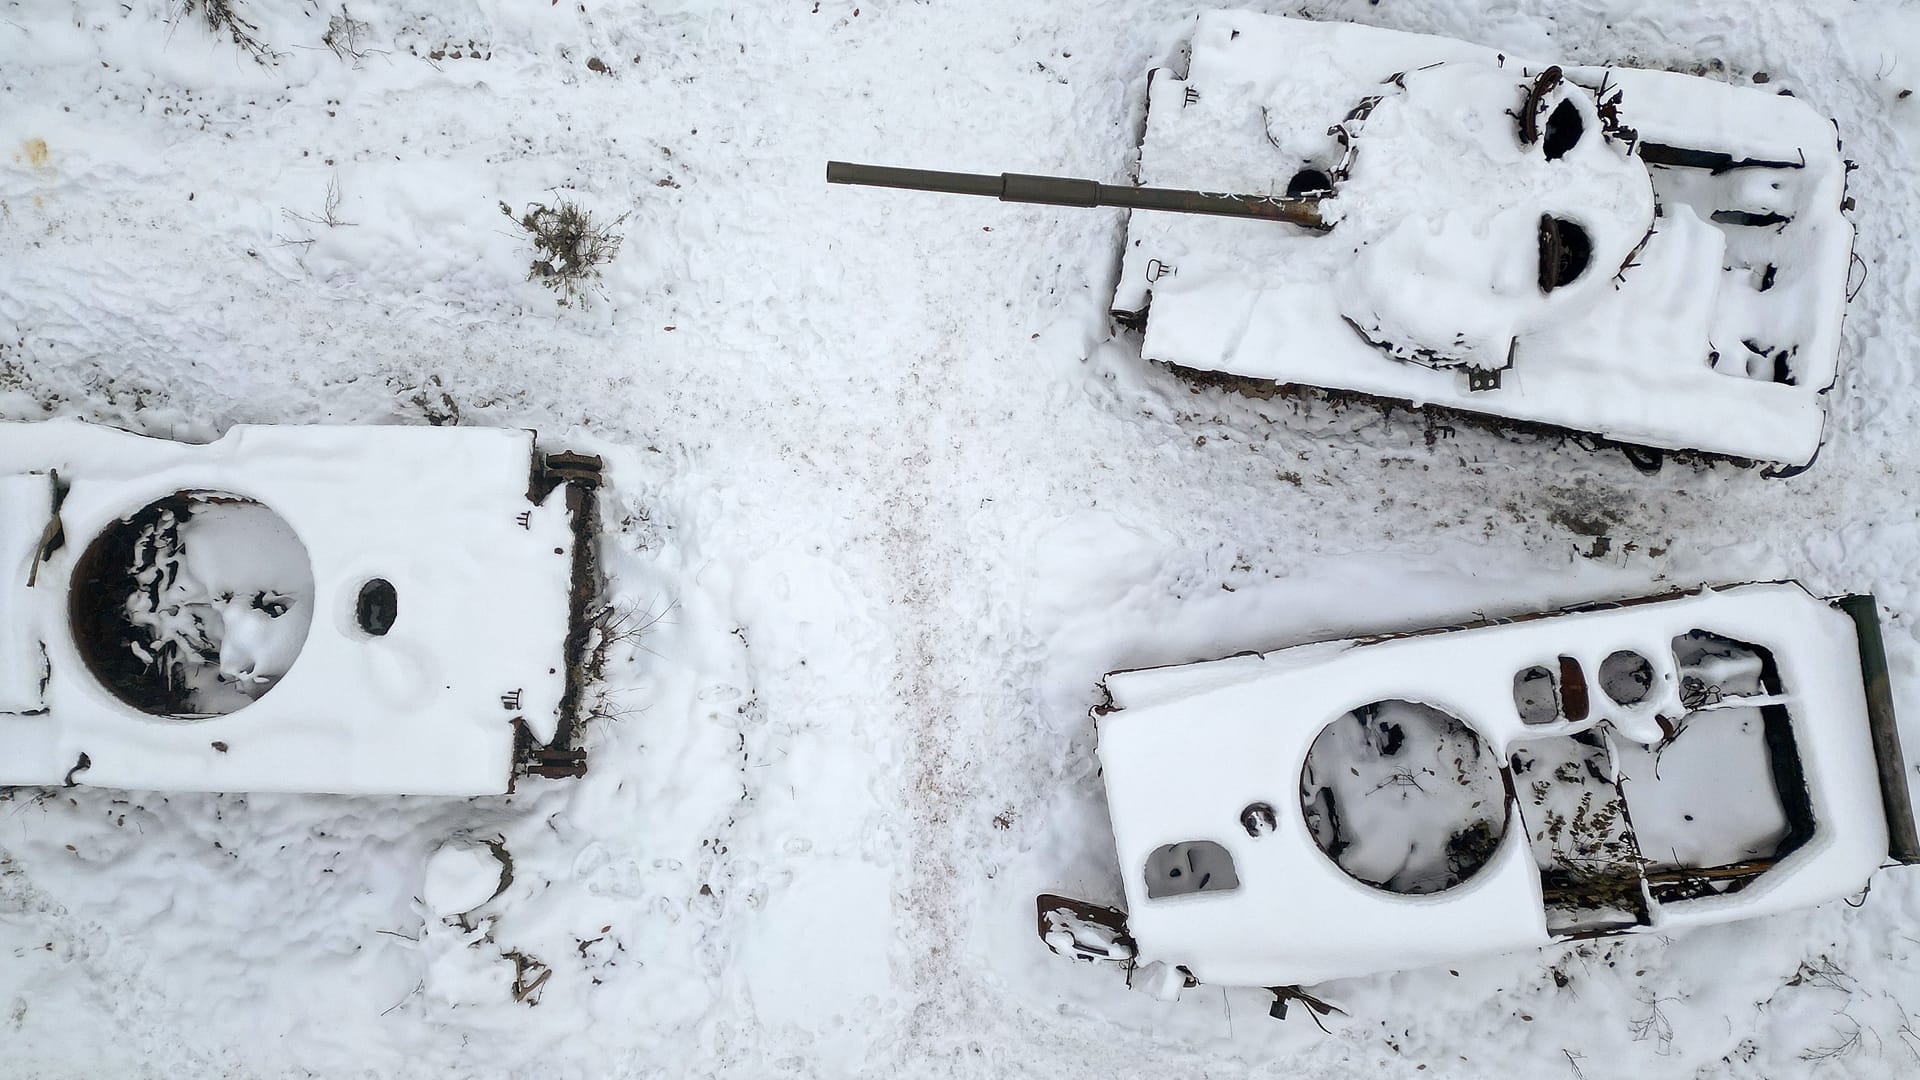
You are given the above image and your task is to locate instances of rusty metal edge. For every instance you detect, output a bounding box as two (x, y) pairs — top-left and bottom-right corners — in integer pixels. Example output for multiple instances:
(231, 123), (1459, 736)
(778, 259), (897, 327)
(1836, 594), (1919, 865)
(1154, 362), (1787, 475)
(511, 442), (604, 788)
(1034, 892), (1136, 963)
(1097, 583), (1719, 693)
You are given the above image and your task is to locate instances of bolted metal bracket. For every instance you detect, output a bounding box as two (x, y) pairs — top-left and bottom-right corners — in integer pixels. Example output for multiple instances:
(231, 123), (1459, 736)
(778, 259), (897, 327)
(1466, 367), (1503, 392)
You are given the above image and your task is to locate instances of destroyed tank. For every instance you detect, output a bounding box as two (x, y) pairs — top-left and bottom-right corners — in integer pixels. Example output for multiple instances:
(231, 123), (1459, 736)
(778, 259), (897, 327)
(0, 420), (599, 795)
(829, 12), (1857, 474)
(1035, 584), (1913, 1016)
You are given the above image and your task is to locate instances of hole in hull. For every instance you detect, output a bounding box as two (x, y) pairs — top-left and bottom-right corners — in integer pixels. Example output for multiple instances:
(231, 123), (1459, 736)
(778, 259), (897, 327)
(356, 578), (398, 637)
(1599, 650), (1655, 706)
(69, 492), (314, 718)
(1240, 801), (1277, 837)
(1144, 840), (1241, 898)
(1287, 167), (1334, 197)
(1538, 215), (1594, 293)
(1514, 664), (1560, 724)
(1541, 98), (1584, 161)
(1299, 700), (1509, 895)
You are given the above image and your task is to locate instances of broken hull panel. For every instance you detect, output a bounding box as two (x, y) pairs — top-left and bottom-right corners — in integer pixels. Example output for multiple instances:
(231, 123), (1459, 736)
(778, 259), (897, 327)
(1084, 583), (1896, 989)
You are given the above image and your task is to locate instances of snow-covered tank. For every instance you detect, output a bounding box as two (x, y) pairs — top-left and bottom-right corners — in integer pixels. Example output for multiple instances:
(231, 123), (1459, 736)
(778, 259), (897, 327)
(1039, 584), (1913, 1006)
(0, 420), (599, 795)
(831, 12), (1856, 472)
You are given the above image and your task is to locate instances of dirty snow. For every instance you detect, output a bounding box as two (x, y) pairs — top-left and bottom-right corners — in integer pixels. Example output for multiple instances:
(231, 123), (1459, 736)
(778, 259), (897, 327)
(2, 0), (1920, 1078)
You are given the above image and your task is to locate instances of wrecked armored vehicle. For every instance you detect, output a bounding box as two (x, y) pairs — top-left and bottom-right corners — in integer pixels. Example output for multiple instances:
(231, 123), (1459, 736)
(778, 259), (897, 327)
(1038, 584), (1912, 1004)
(0, 420), (598, 795)
(831, 12), (1856, 472)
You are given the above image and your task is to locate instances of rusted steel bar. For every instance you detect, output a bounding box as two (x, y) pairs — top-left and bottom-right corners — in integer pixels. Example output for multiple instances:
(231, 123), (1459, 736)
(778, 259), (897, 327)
(1643, 860), (1775, 884)
(1839, 594), (1919, 864)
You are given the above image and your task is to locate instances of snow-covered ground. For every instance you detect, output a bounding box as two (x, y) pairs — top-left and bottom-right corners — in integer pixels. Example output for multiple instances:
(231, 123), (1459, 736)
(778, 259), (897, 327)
(1, 0), (1918, 1077)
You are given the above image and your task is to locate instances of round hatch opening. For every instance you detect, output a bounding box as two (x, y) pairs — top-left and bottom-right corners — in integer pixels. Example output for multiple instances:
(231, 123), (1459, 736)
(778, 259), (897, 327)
(1300, 699), (1509, 895)
(69, 491), (314, 719)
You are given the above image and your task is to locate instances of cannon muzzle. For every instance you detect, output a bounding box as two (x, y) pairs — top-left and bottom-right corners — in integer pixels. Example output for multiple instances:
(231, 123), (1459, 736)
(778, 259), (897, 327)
(826, 161), (1329, 231)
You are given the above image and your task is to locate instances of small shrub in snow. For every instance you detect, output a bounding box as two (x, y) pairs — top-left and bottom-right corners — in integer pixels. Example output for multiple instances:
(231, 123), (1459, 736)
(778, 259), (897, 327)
(281, 175), (353, 234)
(175, 0), (273, 62)
(322, 6), (371, 63)
(579, 598), (675, 689)
(501, 200), (628, 308)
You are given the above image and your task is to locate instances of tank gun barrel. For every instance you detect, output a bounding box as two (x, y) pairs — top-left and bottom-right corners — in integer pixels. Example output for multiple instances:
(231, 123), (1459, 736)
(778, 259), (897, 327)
(826, 161), (1329, 231)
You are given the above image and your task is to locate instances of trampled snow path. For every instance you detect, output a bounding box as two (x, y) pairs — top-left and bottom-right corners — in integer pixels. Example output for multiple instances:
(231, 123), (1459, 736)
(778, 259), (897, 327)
(1, 1), (1919, 1077)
